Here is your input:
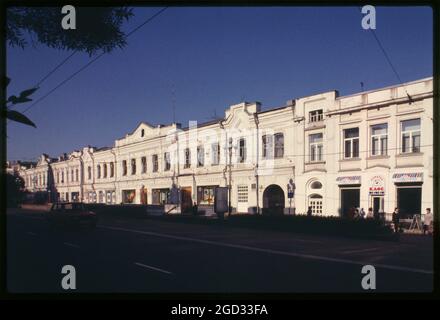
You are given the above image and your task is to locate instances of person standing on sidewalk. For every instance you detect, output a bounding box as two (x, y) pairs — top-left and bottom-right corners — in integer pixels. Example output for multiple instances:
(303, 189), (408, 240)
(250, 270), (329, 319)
(423, 208), (433, 235)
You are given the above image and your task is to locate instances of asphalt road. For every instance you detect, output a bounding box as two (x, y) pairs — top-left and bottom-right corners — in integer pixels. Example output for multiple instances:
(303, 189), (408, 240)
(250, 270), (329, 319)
(6, 208), (433, 293)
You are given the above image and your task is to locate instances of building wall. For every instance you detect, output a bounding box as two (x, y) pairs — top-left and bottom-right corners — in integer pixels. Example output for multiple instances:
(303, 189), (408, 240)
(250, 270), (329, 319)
(18, 77), (433, 219)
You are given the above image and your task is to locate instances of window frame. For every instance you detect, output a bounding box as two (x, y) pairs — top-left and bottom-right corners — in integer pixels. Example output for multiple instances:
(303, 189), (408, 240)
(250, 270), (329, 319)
(370, 123), (388, 156)
(309, 133), (324, 162)
(343, 128), (360, 159)
(400, 118), (421, 154)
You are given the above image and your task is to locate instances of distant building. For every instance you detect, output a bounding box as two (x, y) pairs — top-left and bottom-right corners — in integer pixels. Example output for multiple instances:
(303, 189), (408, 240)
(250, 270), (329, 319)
(17, 77), (433, 219)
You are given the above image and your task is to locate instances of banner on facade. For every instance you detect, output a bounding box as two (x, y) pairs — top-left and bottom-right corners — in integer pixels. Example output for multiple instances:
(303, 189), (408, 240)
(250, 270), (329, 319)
(392, 172), (423, 183)
(336, 176), (361, 185)
(369, 176), (385, 195)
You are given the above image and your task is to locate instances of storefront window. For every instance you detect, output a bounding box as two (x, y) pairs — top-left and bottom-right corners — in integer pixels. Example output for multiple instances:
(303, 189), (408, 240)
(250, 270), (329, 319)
(152, 188), (170, 205)
(122, 189), (136, 204)
(197, 186), (217, 205)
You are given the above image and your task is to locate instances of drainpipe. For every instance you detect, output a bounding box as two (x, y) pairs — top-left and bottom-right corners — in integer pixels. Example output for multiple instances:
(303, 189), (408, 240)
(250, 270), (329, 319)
(253, 112), (260, 215)
(111, 148), (117, 204)
(79, 153), (84, 202)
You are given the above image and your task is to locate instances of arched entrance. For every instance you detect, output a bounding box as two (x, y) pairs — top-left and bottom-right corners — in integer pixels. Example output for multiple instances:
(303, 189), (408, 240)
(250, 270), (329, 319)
(263, 184), (285, 215)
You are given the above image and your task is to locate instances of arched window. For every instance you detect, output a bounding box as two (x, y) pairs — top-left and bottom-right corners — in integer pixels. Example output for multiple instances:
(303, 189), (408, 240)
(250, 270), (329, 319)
(110, 162), (114, 177)
(97, 165), (101, 179)
(103, 163), (107, 178)
(311, 181), (323, 189)
(308, 194), (323, 215)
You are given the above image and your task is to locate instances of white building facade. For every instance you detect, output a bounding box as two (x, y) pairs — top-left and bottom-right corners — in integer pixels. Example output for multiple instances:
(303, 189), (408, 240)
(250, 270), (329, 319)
(18, 77), (434, 219)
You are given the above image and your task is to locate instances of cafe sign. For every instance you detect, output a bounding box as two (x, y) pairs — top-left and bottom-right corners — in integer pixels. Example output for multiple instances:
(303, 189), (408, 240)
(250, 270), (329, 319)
(369, 175), (385, 196)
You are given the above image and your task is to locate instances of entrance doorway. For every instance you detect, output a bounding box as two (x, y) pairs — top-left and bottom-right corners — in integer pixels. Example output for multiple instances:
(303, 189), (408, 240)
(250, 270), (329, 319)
(371, 196), (384, 217)
(340, 188), (360, 218)
(181, 187), (192, 214)
(263, 184), (285, 215)
(397, 185), (422, 218)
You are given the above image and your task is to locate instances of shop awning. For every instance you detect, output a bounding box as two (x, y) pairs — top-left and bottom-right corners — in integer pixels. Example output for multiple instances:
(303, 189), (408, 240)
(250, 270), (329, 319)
(392, 172), (423, 183)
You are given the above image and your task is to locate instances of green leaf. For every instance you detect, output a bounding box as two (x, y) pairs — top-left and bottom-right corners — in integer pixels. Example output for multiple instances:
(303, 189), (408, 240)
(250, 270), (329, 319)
(7, 95), (19, 103)
(6, 110), (36, 127)
(19, 87), (38, 98)
(7, 95), (32, 105)
(4, 77), (11, 89)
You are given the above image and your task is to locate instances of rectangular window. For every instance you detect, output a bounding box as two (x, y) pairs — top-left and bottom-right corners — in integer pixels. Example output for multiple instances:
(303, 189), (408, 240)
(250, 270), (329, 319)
(309, 133), (323, 162)
(110, 162), (114, 177)
(197, 146), (204, 167)
(122, 160), (127, 176)
(141, 156), (147, 173)
(61, 171), (64, 183)
(401, 119), (421, 153)
(211, 143), (220, 165)
(131, 158), (136, 175)
(238, 138), (246, 163)
(371, 124), (388, 156)
(164, 152), (171, 171)
(97, 165), (101, 179)
(309, 109), (323, 123)
(274, 133), (284, 158)
(87, 166), (92, 180)
(344, 128), (359, 159)
(75, 169), (79, 181)
(103, 164), (107, 178)
(152, 154), (158, 172)
(262, 134), (273, 159)
(237, 185), (249, 203)
(184, 148), (191, 168)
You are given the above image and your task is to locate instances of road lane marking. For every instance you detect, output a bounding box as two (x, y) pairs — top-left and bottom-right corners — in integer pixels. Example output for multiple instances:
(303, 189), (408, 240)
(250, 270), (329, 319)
(100, 225), (433, 275)
(63, 242), (80, 249)
(341, 247), (380, 254)
(26, 232), (37, 236)
(134, 262), (174, 275)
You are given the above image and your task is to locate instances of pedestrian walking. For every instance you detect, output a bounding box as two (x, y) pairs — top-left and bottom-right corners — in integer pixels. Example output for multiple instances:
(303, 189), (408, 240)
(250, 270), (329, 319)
(360, 208), (366, 219)
(423, 208), (433, 235)
(192, 201), (198, 216)
(307, 206), (312, 217)
(392, 207), (400, 233)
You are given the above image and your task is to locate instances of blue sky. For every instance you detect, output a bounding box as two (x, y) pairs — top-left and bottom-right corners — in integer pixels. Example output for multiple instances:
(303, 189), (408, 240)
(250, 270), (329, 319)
(7, 6), (433, 161)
